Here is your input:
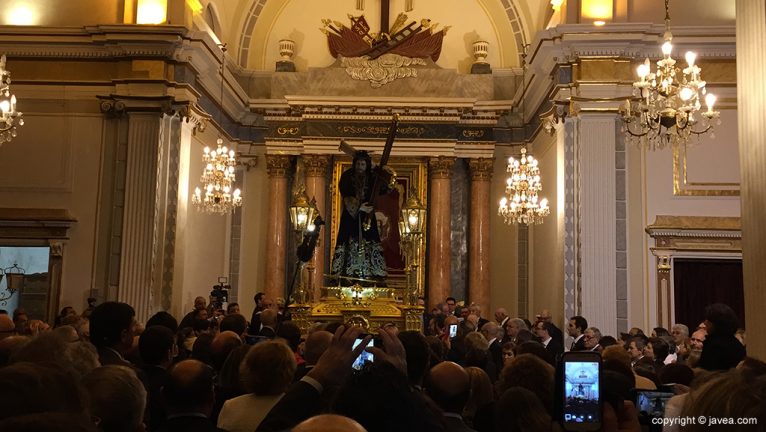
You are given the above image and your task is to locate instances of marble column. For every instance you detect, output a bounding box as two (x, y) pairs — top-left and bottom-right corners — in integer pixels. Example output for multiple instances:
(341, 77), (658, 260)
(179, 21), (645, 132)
(265, 155), (291, 301)
(303, 154), (330, 300)
(736, 0), (766, 359)
(428, 157), (455, 308)
(468, 158), (493, 311)
(576, 113), (618, 337)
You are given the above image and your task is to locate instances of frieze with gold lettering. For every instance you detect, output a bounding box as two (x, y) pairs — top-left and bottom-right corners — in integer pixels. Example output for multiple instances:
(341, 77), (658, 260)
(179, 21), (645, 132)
(267, 122), (304, 139)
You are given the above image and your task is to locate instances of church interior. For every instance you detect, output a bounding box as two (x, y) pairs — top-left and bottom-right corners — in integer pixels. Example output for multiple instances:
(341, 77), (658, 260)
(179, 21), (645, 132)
(0, 0), (763, 360)
(1, 1), (766, 431)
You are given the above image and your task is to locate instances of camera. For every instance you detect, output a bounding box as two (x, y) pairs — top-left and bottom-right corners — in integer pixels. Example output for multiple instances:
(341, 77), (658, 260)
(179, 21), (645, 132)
(210, 276), (230, 311)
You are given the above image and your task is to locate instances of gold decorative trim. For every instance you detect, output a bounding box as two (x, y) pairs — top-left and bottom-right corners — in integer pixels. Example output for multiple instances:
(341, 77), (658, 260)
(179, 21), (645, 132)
(673, 143), (740, 196)
(277, 127), (299, 136)
(266, 155), (291, 178)
(468, 157), (494, 181)
(303, 155), (330, 177)
(428, 156), (455, 179)
(342, 54), (426, 88)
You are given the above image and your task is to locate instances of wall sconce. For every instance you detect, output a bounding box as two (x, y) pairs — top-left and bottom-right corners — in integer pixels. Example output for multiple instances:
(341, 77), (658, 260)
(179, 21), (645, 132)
(581, 0), (613, 26)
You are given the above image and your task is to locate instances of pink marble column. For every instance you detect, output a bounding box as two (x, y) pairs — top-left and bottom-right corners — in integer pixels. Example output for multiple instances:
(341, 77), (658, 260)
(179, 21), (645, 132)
(303, 155), (329, 299)
(264, 155), (291, 301)
(468, 158), (493, 311)
(428, 157), (455, 308)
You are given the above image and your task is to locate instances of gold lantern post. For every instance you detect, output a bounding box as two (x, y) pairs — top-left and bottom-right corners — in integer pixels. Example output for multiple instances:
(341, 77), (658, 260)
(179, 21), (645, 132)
(288, 187), (319, 305)
(398, 189), (426, 305)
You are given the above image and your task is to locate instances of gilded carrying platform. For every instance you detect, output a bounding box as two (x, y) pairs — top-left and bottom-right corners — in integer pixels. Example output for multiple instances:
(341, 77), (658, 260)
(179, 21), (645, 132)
(288, 283), (424, 334)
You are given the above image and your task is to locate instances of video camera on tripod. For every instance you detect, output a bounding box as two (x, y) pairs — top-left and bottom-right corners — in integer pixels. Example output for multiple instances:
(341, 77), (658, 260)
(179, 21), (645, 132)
(210, 276), (230, 310)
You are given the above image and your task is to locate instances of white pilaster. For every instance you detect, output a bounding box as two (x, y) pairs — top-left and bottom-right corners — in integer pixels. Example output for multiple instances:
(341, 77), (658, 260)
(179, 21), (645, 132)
(118, 113), (162, 321)
(576, 114), (618, 337)
(736, 0), (766, 360)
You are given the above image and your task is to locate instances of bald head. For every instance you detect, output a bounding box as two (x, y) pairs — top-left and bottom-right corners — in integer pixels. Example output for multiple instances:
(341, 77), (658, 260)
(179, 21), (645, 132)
(211, 331), (242, 370)
(164, 359), (214, 414)
(427, 361), (470, 413)
(261, 309), (278, 327)
(494, 308), (508, 323)
(304, 330), (333, 365)
(293, 414), (368, 432)
(0, 315), (15, 340)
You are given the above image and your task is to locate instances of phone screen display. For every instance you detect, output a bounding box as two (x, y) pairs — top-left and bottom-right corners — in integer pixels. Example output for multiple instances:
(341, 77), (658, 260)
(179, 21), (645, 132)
(636, 391), (674, 419)
(563, 361), (600, 425)
(449, 324), (458, 338)
(352, 337), (374, 370)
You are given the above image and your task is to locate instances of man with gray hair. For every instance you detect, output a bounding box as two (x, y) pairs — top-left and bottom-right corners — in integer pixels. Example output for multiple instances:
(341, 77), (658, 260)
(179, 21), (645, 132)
(584, 327), (602, 352)
(671, 323), (689, 346)
(481, 322), (502, 369)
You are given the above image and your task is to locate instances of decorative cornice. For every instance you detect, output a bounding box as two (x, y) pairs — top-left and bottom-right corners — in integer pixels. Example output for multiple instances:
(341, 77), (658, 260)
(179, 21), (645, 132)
(428, 157), (456, 179)
(468, 158), (495, 181)
(303, 155), (330, 177)
(266, 155), (292, 178)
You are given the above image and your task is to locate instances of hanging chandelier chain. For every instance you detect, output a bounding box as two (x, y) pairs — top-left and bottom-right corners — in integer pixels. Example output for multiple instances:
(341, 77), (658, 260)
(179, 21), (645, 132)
(191, 43), (243, 215)
(498, 49), (550, 227)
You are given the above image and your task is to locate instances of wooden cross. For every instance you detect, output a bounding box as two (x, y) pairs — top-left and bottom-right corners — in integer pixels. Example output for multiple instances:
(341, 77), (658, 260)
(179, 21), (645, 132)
(380, 0), (391, 33)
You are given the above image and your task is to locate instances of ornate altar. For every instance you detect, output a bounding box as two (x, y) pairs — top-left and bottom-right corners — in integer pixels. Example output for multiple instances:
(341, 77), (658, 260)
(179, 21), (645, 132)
(289, 282), (424, 334)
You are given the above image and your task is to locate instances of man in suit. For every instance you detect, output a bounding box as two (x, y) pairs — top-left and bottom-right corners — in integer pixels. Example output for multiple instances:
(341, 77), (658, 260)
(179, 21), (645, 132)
(294, 330), (333, 382)
(469, 303), (489, 330)
(535, 320), (564, 359)
(159, 359), (223, 432)
(179, 296), (208, 330)
(568, 315), (588, 351)
(426, 361), (476, 432)
(481, 322), (503, 370)
(258, 308), (278, 339)
(139, 325), (176, 431)
(536, 308), (564, 344)
(90, 301), (138, 367)
(494, 308), (509, 329)
(584, 327), (603, 352)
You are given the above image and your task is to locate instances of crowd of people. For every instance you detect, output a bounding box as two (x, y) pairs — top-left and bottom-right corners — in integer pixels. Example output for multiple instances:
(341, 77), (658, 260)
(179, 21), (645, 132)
(0, 294), (762, 432)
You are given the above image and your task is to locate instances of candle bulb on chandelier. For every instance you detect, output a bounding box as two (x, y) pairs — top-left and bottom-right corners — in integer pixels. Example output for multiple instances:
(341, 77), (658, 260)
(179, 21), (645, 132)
(705, 93), (717, 113)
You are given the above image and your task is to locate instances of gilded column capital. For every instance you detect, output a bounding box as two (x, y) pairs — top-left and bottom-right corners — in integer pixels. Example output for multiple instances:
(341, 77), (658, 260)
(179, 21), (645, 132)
(468, 157), (494, 181)
(266, 155), (291, 178)
(428, 156), (455, 179)
(303, 154), (330, 177)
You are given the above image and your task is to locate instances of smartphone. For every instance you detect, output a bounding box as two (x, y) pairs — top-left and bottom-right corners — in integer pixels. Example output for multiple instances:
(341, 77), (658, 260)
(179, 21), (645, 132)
(449, 324), (458, 338)
(634, 390), (674, 423)
(561, 351), (601, 431)
(351, 335), (380, 370)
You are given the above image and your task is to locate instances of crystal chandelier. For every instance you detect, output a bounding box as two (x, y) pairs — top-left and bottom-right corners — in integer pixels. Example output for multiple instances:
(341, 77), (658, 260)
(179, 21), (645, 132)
(192, 44), (242, 214)
(192, 138), (242, 214)
(498, 147), (550, 225)
(620, 0), (720, 149)
(0, 54), (23, 145)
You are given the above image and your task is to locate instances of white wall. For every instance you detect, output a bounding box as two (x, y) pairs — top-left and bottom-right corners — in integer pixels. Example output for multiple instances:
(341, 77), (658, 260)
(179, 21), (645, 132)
(0, 87), (105, 312)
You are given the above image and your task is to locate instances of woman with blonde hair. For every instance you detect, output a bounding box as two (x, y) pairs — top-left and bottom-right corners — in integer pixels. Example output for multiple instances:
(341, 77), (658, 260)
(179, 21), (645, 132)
(217, 340), (296, 432)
